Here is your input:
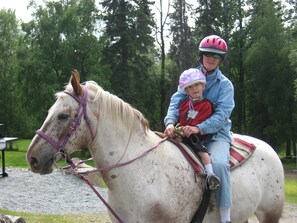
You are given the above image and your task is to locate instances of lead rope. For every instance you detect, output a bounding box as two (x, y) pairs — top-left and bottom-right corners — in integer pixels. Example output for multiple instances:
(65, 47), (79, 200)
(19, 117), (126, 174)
(80, 175), (124, 223)
(61, 155), (124, 223)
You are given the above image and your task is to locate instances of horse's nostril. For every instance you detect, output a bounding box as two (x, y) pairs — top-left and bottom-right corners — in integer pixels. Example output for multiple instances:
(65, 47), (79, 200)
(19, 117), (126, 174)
(30, 157), (38, 168)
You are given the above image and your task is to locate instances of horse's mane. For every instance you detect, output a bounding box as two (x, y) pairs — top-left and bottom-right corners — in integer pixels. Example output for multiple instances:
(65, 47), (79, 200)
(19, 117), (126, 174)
(58, 81), (149, 132)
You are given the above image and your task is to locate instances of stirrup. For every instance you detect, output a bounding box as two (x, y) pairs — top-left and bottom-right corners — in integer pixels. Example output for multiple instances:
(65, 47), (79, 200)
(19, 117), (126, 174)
(206, 173), (220, 190)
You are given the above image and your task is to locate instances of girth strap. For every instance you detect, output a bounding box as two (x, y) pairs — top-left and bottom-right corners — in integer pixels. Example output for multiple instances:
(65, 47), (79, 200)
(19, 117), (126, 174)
(191, 188), (211, 223)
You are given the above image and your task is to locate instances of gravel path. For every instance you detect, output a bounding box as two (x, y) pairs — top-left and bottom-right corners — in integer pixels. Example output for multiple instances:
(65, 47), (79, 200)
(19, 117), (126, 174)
(0, 168), (108, 214)
(0, 168), (296, 223)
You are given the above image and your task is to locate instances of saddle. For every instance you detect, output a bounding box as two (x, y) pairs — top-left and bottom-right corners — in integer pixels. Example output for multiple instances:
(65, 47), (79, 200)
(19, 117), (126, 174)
(155, 131), (256, 172)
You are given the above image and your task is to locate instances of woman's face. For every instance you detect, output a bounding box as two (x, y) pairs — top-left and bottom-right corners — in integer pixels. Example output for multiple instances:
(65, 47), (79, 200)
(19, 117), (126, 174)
(202, 53), (222, 72)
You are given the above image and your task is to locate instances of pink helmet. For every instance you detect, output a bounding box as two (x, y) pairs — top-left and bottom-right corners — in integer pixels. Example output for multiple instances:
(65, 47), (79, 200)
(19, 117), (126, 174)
(179, 68), (206, 90)
(199, 35), (228, 54)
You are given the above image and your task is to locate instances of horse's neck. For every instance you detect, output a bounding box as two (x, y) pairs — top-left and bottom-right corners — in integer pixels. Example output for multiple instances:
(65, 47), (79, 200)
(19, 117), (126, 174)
(90, 117), (152, 168)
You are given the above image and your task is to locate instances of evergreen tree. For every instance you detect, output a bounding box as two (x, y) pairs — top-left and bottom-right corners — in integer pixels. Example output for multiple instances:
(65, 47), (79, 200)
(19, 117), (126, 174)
(286, 0), (297, 157)
(194, 0), (223, 36)
(227, 0), (249, 133)
(245, 0), (290, 148)
(154, 0), (171, 128)
(101, 0), (160, 128)
(0, 9), (22, 136)
(165, 0), (197, 121)
(169, 0), (197, 71)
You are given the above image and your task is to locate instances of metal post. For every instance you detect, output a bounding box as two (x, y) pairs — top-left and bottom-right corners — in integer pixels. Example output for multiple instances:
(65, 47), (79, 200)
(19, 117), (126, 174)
(0, 140), (8, 177)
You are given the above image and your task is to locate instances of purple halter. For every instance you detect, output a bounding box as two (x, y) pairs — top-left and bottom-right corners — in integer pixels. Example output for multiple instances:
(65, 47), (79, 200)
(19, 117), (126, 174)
(36, 86), (95, 158)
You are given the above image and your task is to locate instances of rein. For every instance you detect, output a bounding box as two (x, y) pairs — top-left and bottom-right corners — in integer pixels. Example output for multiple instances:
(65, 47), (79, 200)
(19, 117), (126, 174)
(35, 86), (167, 223)
(65, 137), (168, 175)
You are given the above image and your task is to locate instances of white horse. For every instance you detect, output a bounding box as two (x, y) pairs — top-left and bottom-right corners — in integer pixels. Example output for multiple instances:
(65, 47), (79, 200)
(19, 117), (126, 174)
(26, 71), (285, 223)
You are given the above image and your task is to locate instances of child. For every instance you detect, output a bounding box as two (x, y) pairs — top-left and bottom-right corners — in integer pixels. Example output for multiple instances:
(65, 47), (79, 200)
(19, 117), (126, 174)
(171, 68), (220, 190)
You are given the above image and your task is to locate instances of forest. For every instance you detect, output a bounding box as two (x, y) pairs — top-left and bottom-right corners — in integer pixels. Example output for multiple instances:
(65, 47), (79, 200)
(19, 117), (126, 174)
(0, 0), (296, 158)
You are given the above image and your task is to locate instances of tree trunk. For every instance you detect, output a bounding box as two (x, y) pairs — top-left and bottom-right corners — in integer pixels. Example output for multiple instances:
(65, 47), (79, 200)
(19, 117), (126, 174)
(159, 0), (167, 128)
(293, 137), (296, 158)
(286, 138), (291, 158)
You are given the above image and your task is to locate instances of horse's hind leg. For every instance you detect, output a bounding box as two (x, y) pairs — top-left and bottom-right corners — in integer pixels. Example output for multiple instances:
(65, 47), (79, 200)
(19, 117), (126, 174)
(255, 210), (282, 223)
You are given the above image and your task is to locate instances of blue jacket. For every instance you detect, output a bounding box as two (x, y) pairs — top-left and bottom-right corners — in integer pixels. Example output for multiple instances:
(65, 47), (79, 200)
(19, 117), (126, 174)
(164, 67), (235, 143)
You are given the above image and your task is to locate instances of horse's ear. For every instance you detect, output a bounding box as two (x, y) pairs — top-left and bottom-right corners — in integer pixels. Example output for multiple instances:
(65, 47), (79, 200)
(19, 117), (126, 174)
(70, 69), (83, 96)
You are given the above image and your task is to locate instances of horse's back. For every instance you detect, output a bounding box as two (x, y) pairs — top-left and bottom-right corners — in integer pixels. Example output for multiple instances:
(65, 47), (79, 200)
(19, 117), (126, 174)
(231, 134), (285, 223)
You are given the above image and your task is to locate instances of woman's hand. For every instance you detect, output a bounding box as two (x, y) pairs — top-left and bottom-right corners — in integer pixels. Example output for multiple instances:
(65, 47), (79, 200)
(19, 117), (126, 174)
(182, 125), (199, 137)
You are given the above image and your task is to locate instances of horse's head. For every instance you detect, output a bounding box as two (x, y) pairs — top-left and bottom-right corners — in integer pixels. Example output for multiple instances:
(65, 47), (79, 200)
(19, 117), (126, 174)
(26, 70), (95, 174)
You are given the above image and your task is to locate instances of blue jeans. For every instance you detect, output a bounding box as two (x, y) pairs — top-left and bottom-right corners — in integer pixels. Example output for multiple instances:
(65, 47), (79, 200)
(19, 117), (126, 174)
(206, 140), (232, 208)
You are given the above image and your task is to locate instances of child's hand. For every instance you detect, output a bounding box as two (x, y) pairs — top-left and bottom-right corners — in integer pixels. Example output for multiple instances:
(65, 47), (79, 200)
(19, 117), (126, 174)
(164, 124), (175, 138)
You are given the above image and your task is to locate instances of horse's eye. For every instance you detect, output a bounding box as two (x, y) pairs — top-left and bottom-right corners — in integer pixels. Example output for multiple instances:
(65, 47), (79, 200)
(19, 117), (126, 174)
(58, 113), (70, 121)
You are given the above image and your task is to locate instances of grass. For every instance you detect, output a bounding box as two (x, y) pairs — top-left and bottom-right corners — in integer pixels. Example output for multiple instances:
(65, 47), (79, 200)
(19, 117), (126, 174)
(285, 177), (297, 203)
(0, 209), (105, 223)
(3, 139), (30, 168)
(3, 139), (94, 168)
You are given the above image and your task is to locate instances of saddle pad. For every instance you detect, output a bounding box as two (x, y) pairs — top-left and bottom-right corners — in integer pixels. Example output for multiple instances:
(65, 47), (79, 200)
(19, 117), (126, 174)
(230, 137), (256, 170)
(178, 137), (256, 172)
(154, 132), (256, 171)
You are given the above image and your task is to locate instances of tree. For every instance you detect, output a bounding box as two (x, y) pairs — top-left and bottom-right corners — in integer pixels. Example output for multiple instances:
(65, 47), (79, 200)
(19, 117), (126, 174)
(227, 0), (249, 133)
(101, 0), (160, 128)
(0, 9), (23, 136)
(17, 0), (108, 135)
(244, 0), (291, 148)
(169, 0), (197, 71)
(194, 0), (223, 36)
(288, 43), (297, 158)
(154, 0), (171, 128)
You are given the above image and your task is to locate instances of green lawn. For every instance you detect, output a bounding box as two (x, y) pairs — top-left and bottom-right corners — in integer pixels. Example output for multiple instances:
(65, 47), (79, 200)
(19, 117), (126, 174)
(3, 139), (94, 168)
(0, 209), (103, 223)
(3, 139), (30, 168)
(285, 177), (297, 203)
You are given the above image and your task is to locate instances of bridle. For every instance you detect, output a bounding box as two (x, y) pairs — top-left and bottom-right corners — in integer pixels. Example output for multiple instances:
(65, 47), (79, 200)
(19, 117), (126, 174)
(36, 86), (95, 164)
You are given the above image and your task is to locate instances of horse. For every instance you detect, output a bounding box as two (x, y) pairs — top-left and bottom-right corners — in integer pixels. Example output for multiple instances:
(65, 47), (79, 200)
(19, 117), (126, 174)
(26, 70), (285, 223)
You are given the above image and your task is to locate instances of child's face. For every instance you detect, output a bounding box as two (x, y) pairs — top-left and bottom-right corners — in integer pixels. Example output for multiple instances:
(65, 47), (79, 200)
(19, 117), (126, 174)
(185, 82), (205, 99)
